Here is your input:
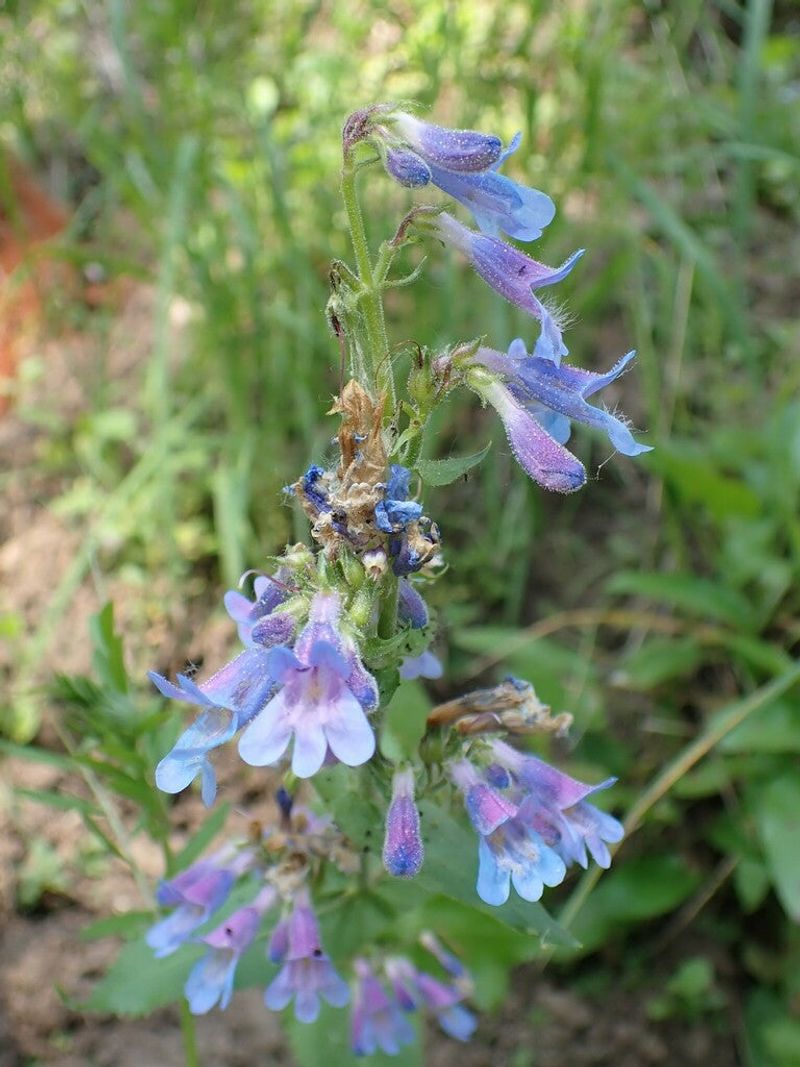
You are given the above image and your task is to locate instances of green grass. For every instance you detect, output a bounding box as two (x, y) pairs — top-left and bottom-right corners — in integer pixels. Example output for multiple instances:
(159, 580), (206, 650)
(2, 0), (800, 1059)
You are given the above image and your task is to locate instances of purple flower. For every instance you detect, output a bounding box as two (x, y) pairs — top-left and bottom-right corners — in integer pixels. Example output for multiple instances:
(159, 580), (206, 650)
(223, 569), (291, 645)
(149, 646), (277, 804)
(184, 887), (276, 1014)
(476, 815), (567, 906)
(386, 147), (432, 187)
(477, 378), (587, 493)
(434, 212), (583, 363)
(383, 114), (554, 241)
(238, 591), (377, 778)
(475, 339), (652, 461)
(383, 768), (424, 878)
(351, 959), (415, 1057)
(397, 579), (429, 629)
(147, 859), (236, 958)
(419, 931), (467, 980)
(399, 649), (443, 681)
(491, 740), (624, 871)
(385, 957), (476, 1042)
(414, 972), (476, 1041)
(264, 892), (350, 1023)
(450, 759), (519, 836)
(391, 113), (503, 172)
(451, 758), (566, 906)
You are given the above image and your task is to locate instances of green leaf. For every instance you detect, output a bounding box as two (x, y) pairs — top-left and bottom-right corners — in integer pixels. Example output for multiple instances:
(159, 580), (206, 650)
(564, 856), (701, 956)
(606, 571), (752, 628)
(0, 739), (75, 771)
(80, 911), (154, 941)
(613, 637), (704, 689)
(720, 700), (800, 753)
(380, 680), (432, 763)
(415, 442), (491, 487)
(85, 937), (201, 1016)
(756, 776), (800, 921)
(90, 602), (129, 694)
(14, 786), (99, 817)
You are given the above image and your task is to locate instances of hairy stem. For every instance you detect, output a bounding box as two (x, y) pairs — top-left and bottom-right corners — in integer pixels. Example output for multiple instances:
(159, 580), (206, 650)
(340, 154), (395, 407)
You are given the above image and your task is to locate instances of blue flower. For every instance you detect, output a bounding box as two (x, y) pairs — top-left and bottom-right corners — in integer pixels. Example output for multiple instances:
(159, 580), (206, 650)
(433, 212), (583, 363)
(351, 959), (415, 1057)
(184, 888), (275, 1015)
(149, 646), (277, 805)
(264, 891), (350, 1023)
(391, 113), (504, 172)
(223, 568), (292, 646)
(397, 579), (429, 629)
(385, 956), (476, 1042)
(399, 649), (443, 681)
(382, 768), (424, 879)
(469, 339), (652, 493)
(238, 591), (377, 778)
(473, 377), (587, 493)
(383, 114), (554, 241)
(146, 854), (248, 957)
(375, 465), (423, 533)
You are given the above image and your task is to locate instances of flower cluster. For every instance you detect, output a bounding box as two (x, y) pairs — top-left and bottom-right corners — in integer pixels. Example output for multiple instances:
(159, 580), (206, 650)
(145, 791), (475, 1053)
(355, 108), (652, 493)
(143, 107), (641, 1055)
(352, 942), (476, 1056)
(151, 581), (381, 795)
(451, 740), (624, 906)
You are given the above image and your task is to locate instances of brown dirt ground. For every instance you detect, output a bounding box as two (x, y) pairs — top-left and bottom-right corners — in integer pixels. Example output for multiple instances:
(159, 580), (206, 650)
(0, 293), (741, 1066)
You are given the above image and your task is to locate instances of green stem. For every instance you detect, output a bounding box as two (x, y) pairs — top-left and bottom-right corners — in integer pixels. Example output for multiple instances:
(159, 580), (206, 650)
(340, 155), (395, 406)
(378, 574), (400, 640)
(180, 1000), (201, 1067)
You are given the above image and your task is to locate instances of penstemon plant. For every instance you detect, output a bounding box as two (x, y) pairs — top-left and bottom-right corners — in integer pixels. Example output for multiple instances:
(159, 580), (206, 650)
(144, 104), (651, 1059)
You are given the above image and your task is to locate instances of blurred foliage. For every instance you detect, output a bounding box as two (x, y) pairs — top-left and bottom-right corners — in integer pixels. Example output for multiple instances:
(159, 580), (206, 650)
(1, 0), (800, 1064)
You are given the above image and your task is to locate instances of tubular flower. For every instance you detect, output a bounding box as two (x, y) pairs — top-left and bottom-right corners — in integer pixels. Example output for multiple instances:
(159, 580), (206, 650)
(450, 759), (567, 906)
(149, 645), (277, 805)
(351, 959), (415, 1057)
(381, 113), (554, 241)
(223, 568), (292, 646)
(238, 591), (377, 778)
(146, 854), (247, 958)
(264, 891), (350, 1023)
(184, 887), (276, 1015)
(382, 768), (424, 878)
(469, 338), (651, 493)
(475, 339), (652, 460)
(491, 740), (624, 870)
(385, 956), (476, 1042)
(433, 212), (583, 363)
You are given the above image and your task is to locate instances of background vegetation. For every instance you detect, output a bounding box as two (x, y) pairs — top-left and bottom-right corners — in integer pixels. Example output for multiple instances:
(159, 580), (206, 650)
(1, 1), (799, 1064)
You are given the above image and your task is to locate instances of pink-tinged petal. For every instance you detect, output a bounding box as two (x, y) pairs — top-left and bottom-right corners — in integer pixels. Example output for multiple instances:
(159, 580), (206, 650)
(465, 782), (518, 836)
(237, 691), (293, 767)
(323, 691), (376, 768)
